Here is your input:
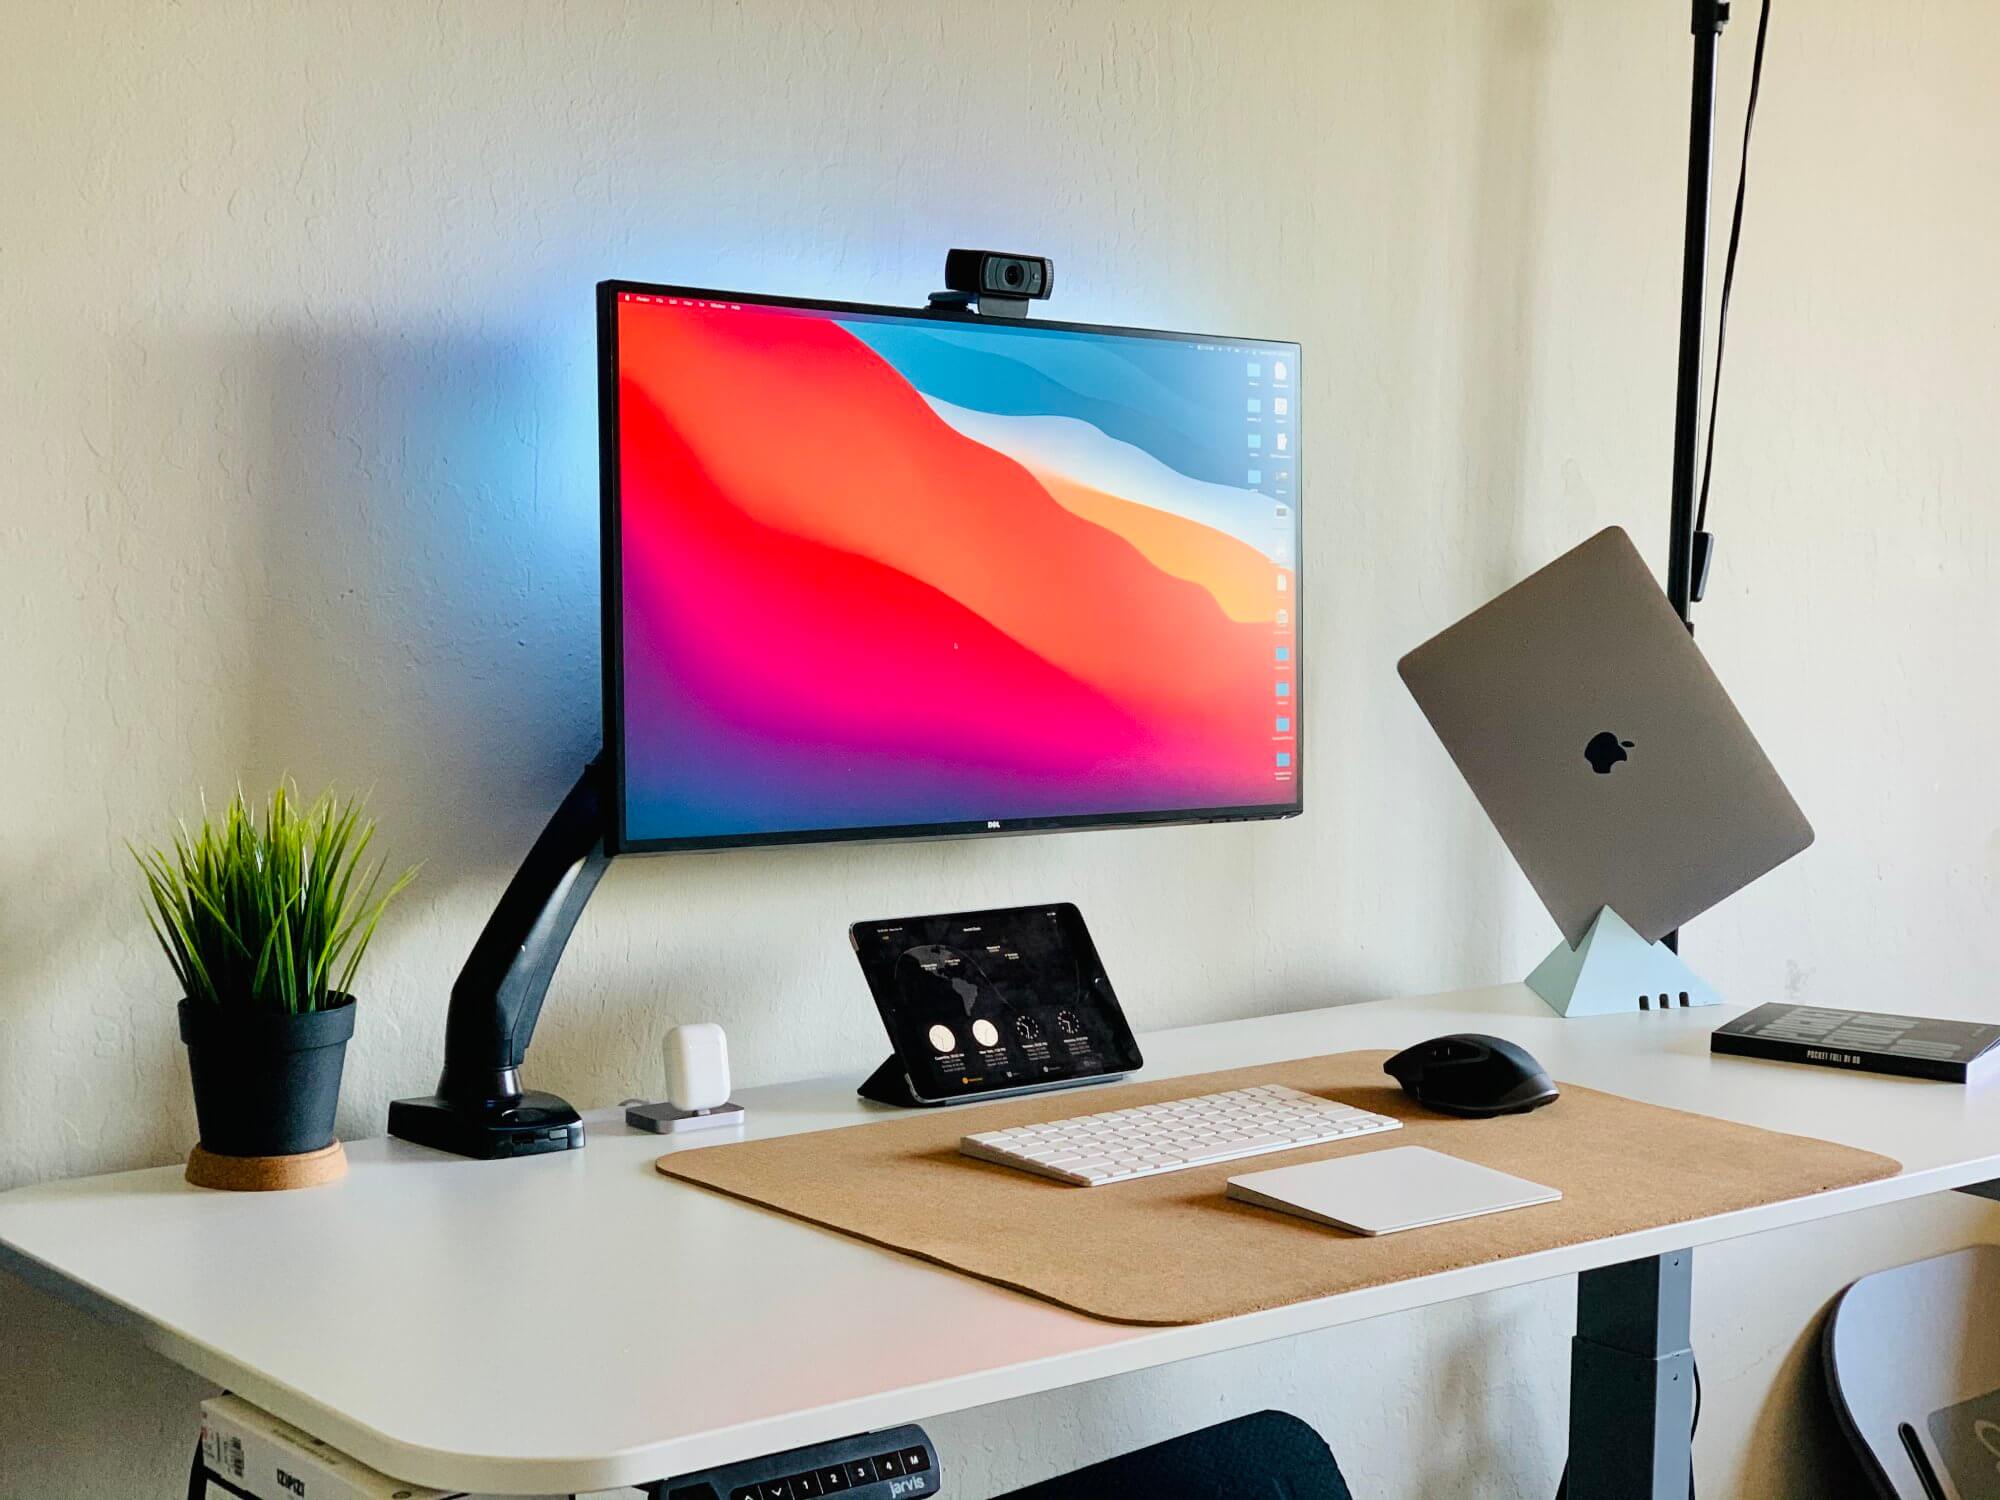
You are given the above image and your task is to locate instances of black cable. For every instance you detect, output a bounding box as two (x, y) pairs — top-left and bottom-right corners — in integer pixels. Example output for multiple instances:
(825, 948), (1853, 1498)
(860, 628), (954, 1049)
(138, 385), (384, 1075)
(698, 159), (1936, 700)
(1553, 1356), (1703, 1499)
(1691, 1355), (1703, 1500)
(1693, 0), (1774, 537)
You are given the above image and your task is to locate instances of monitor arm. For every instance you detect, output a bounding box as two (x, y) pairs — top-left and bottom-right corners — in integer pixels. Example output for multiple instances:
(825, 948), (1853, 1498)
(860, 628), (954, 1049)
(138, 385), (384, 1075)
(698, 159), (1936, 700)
(387, 758), (610, 1158)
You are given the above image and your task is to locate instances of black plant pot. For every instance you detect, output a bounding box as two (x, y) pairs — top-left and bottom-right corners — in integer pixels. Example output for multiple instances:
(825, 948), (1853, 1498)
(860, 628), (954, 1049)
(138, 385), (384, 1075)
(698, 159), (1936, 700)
(178, 995), (356, 1158)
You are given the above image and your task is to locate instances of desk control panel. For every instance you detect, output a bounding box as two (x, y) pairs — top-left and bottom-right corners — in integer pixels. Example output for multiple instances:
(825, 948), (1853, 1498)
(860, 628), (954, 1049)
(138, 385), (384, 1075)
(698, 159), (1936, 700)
(655, 1424), (940, 1500)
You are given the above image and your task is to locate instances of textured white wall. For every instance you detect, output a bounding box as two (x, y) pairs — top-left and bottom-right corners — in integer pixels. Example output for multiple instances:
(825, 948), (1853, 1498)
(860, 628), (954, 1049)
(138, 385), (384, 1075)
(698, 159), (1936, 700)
(2, 1), (1996, 1496)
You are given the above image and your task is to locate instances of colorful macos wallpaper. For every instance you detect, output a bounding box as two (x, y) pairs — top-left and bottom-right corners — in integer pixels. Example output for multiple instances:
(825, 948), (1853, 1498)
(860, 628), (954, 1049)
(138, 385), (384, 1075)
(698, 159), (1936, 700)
(608, 288), (1301, 847)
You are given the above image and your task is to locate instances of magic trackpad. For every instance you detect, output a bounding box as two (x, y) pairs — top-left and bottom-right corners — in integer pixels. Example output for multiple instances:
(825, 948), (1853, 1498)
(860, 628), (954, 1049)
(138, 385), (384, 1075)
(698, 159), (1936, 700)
(1227, 1145), (1561, 1236)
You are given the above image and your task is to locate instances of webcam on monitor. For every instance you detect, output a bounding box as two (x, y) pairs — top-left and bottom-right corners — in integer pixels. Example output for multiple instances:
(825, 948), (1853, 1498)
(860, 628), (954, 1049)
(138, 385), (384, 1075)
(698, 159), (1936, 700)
(930, 248), (1054, 317)
(943, 248), (1053, 300)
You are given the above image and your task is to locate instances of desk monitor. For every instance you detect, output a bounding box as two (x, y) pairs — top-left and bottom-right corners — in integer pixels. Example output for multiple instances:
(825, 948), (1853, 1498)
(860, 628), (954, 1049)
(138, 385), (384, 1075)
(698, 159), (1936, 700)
(599, 281), (1303, 853)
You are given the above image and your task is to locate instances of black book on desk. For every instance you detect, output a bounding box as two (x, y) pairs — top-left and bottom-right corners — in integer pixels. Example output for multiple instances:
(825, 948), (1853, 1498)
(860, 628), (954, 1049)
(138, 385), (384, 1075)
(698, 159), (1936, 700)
(1712, 1003), (2000, 1083)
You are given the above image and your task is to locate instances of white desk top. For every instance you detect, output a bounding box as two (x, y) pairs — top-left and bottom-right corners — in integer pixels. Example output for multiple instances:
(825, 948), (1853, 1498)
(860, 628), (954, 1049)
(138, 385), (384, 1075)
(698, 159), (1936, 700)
(5, 985), (1999, 1494)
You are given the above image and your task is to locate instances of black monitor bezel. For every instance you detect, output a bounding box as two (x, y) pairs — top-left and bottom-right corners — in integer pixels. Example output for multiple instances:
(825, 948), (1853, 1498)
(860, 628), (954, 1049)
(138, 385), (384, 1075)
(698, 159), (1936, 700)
(598, 278), (1304, 855)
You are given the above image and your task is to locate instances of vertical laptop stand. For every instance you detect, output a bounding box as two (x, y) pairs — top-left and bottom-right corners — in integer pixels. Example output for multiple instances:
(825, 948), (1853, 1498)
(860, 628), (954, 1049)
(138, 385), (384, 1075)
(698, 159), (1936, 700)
(1526, 905), (1722, 1017)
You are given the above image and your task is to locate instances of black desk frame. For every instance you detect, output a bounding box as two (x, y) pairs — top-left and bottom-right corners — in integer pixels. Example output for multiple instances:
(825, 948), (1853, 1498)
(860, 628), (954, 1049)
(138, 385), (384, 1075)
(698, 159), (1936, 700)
(1570, 1251), (1697, 1499)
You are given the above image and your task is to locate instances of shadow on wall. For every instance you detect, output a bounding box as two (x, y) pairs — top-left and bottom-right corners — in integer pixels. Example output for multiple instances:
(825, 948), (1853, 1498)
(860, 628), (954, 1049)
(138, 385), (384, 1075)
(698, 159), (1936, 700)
(0, 1275), (214, 1497)
(0, 316), (614, 1179)
(1445, 0), (1556, 987)
(238, 323), (603, 872)
(1735, 1306), (1879, 1500)
(227, 320), (626, 1111)
(1464, 0), (1550, 558)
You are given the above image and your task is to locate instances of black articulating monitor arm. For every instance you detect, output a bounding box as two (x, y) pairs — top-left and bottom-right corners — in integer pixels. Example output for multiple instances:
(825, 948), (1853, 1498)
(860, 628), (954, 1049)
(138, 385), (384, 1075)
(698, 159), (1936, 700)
(387, 758), (611, 1159)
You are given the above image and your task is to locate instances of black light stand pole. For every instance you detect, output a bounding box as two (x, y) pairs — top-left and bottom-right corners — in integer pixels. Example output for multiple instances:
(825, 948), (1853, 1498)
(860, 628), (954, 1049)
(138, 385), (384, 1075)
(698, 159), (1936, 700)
(1561, 18), (1746, 1499)
(1667, 0), (1729, 634)
(1660, 0), (1730, 957)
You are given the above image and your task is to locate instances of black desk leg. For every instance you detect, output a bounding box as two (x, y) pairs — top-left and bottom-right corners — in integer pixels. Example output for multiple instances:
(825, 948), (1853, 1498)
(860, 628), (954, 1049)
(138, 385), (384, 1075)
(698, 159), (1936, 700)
(1567, 1249), (1695, 1500)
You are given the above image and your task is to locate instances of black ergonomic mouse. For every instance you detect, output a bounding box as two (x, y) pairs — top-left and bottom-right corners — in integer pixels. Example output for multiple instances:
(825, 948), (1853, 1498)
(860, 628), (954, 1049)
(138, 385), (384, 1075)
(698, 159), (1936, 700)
(1383, 1033), (1559, 1118)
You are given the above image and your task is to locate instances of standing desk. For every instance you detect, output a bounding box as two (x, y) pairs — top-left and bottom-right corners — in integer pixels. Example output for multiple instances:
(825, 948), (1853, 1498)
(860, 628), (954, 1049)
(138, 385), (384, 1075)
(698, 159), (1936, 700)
(3, 984), (1999, 1497)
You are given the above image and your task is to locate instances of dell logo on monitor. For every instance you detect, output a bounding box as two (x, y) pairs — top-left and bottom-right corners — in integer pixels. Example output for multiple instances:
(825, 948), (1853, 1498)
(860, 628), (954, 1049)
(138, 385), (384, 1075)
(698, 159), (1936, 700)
(987, 820), (1002, 830)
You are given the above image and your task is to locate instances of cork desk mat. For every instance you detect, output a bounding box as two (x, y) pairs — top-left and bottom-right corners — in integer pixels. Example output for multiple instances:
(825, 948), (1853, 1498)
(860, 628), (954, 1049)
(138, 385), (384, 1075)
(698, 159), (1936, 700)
(656, 1050), (1900, 1326)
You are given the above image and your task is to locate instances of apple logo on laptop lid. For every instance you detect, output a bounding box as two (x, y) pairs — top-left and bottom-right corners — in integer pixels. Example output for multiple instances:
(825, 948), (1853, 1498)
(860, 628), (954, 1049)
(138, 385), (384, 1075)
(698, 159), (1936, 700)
(1584, 730), (1635, 775)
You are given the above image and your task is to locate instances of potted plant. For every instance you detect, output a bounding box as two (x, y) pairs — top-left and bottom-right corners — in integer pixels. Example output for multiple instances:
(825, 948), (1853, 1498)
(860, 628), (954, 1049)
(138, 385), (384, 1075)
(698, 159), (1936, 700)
(133, 782), (414, 1188)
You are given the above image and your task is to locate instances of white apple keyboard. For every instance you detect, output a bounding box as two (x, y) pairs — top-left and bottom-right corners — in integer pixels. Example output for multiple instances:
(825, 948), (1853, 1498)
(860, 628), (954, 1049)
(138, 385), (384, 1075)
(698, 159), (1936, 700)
(959, 1084), (1402, 1186)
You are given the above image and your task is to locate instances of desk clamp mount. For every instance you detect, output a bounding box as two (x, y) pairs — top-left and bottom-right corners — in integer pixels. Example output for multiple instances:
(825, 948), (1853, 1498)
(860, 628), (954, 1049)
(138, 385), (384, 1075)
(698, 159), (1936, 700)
(388, 758), (608, 1159)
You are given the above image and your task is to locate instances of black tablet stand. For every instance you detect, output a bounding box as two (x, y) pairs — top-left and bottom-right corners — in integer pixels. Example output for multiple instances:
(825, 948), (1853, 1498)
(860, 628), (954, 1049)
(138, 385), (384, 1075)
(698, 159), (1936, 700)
(857, 1057), (947, 1109)
(857, 929), (1138, 1110)
(857, 1055), (1131, 1110)
(387, 759), (609, 1158)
